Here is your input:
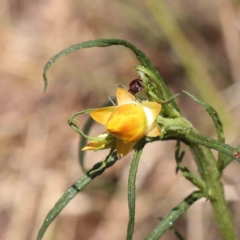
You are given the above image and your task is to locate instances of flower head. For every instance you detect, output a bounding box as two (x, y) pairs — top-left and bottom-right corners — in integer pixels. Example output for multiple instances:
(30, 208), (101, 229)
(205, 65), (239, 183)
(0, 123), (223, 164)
(82, 87), (162, 158)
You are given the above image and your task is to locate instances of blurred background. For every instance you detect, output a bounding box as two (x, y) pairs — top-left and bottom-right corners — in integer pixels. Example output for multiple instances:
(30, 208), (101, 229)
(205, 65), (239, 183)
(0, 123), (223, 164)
(1, 0), (240, 239)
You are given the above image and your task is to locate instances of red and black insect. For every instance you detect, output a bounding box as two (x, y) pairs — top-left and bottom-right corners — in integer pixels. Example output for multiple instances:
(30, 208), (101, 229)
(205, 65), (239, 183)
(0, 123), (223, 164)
(128, 79), (144, 95)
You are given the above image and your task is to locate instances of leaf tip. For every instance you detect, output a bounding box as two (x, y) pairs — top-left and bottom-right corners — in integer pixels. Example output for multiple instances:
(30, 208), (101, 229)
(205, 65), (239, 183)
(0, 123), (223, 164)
(43, 73), (48, 94)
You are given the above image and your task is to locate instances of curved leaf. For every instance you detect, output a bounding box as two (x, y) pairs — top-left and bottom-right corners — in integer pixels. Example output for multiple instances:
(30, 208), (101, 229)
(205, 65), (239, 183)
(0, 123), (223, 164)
(43, 39), (176, 110)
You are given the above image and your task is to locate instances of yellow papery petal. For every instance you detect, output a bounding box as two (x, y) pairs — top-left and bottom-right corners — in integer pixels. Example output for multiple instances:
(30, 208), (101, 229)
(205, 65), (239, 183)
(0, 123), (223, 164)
(116, 139), (136, 158)
(90, 106), (116, 125)
(116, 87), (136, 105)
(82, 141), (102, 151)
(147, 122), (161, 137)
(141, 102), (162, 127)
(82, 139), (115, 151)
(106, 104), (147, 142)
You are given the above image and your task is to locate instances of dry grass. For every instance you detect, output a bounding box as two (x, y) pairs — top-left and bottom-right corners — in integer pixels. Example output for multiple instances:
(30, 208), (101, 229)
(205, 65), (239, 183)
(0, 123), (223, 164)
(1, 1), (240, 239)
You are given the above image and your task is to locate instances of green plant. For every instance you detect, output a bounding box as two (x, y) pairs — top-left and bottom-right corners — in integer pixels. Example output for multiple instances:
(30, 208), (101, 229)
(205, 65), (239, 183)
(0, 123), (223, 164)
(38, 39), (240, 240)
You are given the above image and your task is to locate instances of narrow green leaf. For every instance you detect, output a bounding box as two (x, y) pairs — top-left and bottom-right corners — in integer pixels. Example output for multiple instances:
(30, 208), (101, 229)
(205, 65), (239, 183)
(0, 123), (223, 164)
(183, 90), (226, 164)
(185, 130), (240, 162)
(126, 140), (145, 240)
(36, 151), (118, 240)
(43, 39), (176, 111)
(43, 39), (154, 92)
(183, 91), (225, 143)
(145, 191), (204, 240)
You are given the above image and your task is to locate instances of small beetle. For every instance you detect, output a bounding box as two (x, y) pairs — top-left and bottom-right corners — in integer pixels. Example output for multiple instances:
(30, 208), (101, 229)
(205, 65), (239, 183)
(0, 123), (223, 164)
(128, 79), (144, 95)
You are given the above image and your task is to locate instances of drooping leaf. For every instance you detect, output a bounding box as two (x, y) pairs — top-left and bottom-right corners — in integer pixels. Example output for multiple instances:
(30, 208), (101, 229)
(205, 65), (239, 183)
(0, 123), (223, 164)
(43, 39), (177, 112)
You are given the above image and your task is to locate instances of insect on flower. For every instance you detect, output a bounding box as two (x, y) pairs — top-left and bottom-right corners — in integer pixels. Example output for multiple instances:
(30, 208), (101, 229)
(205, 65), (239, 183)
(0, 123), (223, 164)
(128, 78), (144, 95)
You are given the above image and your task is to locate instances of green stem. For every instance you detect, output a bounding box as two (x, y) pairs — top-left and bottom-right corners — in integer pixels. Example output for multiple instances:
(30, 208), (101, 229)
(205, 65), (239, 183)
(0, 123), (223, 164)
(186, 132), (237, 240)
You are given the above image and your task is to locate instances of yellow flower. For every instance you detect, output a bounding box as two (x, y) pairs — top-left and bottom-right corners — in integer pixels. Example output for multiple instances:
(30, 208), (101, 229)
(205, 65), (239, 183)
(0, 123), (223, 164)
(82, 87), (162, 158)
